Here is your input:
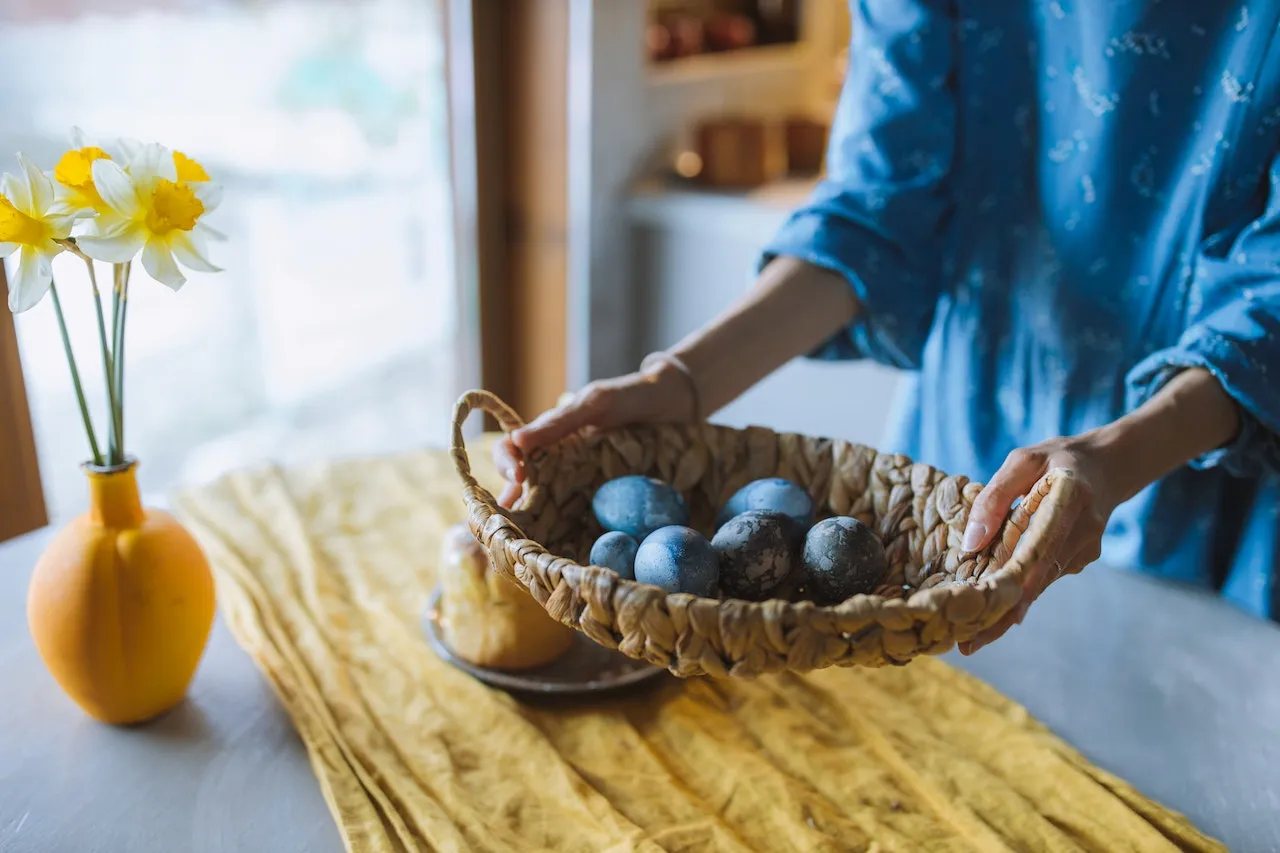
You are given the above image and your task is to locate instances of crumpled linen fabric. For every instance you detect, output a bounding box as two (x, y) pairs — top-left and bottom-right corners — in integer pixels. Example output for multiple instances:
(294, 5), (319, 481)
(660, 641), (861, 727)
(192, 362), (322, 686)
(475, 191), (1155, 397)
(173, 441), (1223, 853)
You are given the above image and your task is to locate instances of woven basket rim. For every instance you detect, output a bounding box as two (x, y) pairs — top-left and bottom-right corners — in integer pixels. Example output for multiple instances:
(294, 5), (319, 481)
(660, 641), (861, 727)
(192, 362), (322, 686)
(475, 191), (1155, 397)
(451, 390), (1074, 672)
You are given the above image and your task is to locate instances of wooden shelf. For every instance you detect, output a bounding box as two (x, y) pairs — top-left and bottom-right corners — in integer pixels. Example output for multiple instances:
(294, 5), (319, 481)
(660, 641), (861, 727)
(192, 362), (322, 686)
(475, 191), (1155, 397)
(647, 42), (806, 87)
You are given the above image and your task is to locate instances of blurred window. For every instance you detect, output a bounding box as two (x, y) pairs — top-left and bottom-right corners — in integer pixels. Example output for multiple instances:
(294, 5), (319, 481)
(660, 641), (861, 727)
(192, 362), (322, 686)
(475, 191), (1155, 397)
(0, 0), (466, 519)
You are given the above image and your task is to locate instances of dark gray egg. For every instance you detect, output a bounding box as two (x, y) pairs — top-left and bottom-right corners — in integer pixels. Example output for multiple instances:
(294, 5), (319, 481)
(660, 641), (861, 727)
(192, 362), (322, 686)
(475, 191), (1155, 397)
(589, 531), (639, 580)
(716, 477), (814, 528)
(592, 475), (690, 541)
(634, 526), (719, 596)
(712, 510), (800, 600)
(801, 516), (889, 604)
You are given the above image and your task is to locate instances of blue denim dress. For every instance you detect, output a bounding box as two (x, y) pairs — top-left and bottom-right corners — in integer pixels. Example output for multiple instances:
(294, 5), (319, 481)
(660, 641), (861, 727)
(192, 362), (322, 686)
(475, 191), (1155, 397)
(763, 1), (1280, 619)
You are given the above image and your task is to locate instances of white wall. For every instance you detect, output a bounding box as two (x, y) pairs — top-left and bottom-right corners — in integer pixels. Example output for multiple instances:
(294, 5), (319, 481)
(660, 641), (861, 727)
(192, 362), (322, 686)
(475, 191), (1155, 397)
(567, 0), (650, 387)
(567, 0), (849, 385)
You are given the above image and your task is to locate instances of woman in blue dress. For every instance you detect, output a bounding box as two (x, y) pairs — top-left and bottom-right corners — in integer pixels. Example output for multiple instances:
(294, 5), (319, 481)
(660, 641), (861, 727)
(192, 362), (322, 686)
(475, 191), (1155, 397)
(496, 1), (1279, 652)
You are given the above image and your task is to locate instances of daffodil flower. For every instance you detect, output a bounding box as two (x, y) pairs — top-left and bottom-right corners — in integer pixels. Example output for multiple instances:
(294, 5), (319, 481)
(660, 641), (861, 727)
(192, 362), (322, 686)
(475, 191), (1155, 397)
(1, 154), (75, 313)
(76, 142), (222, 290)
(165, 148), (226, 241)
(49, 126), (115, 220)
(116, 135), (210, 183)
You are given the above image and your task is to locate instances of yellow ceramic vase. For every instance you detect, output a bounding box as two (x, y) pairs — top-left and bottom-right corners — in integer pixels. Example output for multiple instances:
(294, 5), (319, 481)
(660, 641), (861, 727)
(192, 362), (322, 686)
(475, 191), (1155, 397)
(27, 460), (216, 725)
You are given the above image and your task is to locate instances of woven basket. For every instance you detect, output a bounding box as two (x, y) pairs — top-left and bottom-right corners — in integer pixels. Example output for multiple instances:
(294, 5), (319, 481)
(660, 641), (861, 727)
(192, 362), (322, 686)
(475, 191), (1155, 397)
(451, 390), (1071, 678)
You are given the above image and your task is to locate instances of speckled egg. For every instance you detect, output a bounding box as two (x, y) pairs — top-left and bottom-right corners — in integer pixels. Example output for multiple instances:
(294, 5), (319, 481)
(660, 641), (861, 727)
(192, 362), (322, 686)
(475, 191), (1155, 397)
(593, 475), (690, 541)
(589, 531), (639, 580)
(634, 526), (719, 596)
(711, 510), (800, 600)
(717, 477), (814, 528)
(800, 516), (889, 604)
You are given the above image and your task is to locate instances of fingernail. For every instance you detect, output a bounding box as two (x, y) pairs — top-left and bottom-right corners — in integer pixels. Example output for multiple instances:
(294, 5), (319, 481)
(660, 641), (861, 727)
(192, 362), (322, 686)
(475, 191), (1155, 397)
(962, 522), (987, 552)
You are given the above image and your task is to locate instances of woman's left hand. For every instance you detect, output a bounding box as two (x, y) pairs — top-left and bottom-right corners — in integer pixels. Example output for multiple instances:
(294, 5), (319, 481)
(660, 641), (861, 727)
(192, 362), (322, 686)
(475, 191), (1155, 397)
(956, 435), (1128, 655)
(954, 368), (1242, 655)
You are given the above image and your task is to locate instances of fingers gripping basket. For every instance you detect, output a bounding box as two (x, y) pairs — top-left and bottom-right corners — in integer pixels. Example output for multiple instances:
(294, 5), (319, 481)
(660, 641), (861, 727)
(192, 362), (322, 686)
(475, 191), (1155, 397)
(451, 391), (1073, 678)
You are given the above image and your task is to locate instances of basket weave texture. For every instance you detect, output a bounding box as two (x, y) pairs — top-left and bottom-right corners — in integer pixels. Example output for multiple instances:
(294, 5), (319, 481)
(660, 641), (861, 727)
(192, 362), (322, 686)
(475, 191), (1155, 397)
(451, 391), (1071, 678)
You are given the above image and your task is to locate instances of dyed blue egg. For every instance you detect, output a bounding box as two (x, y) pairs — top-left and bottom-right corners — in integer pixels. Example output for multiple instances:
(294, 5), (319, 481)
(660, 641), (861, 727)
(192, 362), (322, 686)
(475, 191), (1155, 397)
(634, 526), (719, 596)
(589, 531), (639, 580)
(801, 516), (889, 604)
(717, 477), (814, 528)
(593, 475), (689, 541)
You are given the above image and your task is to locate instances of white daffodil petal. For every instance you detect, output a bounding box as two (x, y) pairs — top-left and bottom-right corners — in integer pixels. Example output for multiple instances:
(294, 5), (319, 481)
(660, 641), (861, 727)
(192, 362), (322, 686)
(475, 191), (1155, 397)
(136, 143), (178, 183)
(142, 238), (186, 290)
(76, 223), (146, 263)
(35, 174), (58, 218)
(191, 181), (223, 211)
(17, 154), (53, 212)
(185, 226), (212, 258)
(45, 213), (76, 239)
(116, 136), (142, 164)
(74, 213), (130, 241)
(70, 126), (93, 149)
(158, 149), (179, 182)
(90, 159), (139, 216)
(50, 182), (86, 210)
(169, 232), (221, 273)
(26, 166), (53, 215)
(0, 242), (19, 258)
(194, 221), (227, 242)
(47, 198), (93, 220)
(134, 143), (160, 177)
(8, 246), (53, 313)
(86, 215), (134, 239)
(2, 172), (31, 212)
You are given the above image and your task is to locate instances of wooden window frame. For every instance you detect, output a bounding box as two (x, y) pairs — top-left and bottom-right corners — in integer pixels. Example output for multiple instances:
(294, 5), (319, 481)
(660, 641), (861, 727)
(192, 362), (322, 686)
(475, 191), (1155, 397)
(0, 263), (48, 542)
(451, 0), (572, 424)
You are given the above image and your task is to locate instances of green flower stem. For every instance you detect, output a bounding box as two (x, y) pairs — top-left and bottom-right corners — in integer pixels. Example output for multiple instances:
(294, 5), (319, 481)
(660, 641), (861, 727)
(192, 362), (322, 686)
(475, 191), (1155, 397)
(49, 280), (103, 467)
(110, 262), (121, 400)
(85, 258), (121, 465)
(114, 262), (130, 455)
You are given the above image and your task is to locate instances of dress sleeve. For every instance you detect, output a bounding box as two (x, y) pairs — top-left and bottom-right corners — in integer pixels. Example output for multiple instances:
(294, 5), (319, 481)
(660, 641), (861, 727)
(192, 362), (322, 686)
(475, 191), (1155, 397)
(759, 0), (958, 370)
(1126, 154), (1280, 478)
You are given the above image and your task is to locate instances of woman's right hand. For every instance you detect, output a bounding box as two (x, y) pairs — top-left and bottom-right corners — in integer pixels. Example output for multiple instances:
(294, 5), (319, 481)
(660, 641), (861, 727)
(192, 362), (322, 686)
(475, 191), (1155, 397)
(490, 258), (860, 507)
(491, 361), (698, 507)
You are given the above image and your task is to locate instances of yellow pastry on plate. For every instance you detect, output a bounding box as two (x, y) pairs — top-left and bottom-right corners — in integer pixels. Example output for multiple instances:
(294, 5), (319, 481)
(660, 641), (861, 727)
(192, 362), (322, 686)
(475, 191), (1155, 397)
(436, 522), (574, 671)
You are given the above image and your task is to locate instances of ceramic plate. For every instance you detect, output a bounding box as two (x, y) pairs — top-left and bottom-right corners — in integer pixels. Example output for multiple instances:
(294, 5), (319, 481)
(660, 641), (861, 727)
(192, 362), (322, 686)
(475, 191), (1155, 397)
(422, 586), (666, 695)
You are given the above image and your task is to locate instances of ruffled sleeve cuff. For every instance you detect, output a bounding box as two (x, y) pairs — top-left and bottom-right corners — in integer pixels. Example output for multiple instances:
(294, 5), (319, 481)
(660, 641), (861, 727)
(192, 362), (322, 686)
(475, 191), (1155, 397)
(1126, 332), (1280, 478)
(759, 207), (940, 371)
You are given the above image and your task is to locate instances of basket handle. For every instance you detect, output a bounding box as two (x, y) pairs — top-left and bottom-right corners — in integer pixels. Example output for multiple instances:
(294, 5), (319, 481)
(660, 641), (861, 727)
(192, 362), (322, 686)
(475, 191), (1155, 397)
(449, 389), (526, 510)
(988, 466), (1082, 589)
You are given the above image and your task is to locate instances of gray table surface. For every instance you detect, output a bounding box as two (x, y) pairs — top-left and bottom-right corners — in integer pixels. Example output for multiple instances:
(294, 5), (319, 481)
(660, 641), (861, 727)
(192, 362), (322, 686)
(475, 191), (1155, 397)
(2, 526), (1278, 853)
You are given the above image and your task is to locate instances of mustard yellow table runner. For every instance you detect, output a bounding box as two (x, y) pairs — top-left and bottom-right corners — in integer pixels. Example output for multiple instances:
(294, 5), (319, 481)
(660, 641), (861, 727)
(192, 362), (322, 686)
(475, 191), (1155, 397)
(173, 441), (1223, 853)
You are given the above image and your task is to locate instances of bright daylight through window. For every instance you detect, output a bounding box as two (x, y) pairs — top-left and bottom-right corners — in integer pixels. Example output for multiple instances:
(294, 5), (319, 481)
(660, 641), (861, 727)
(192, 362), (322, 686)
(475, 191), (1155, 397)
(0, 0), (462, 521)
